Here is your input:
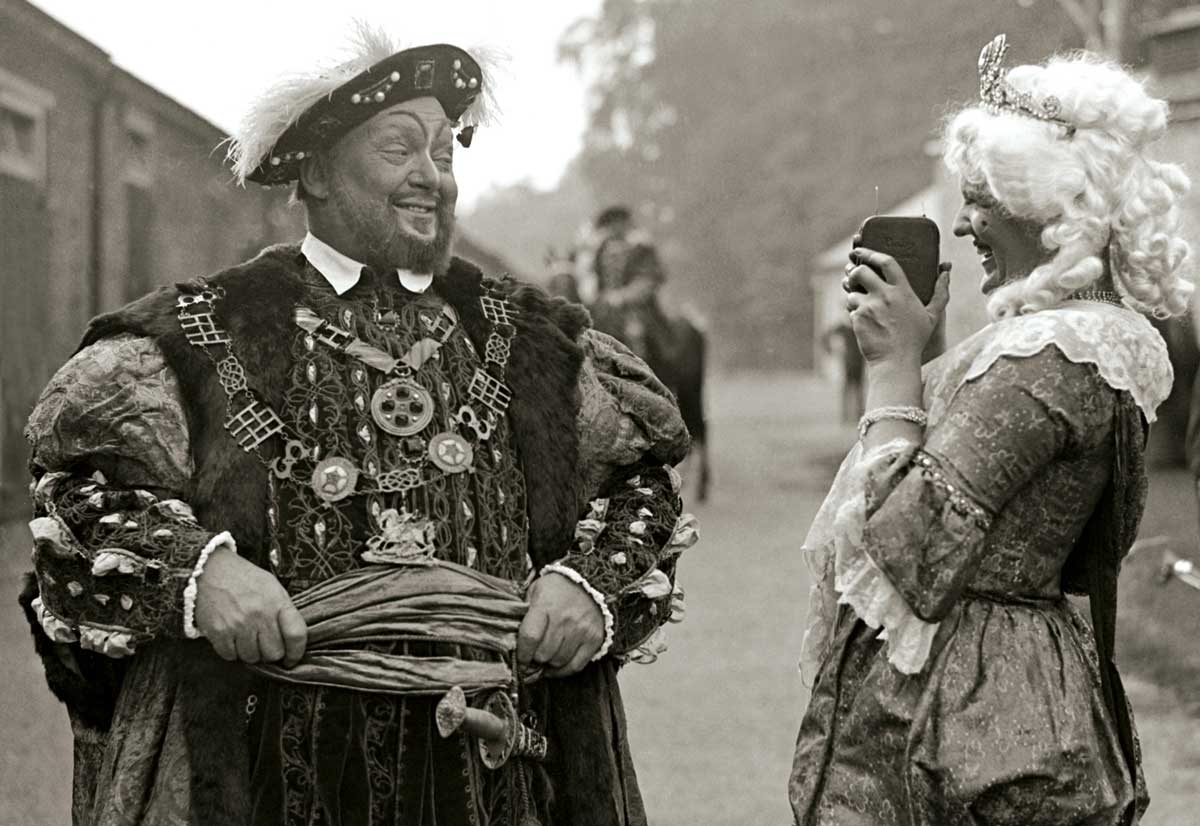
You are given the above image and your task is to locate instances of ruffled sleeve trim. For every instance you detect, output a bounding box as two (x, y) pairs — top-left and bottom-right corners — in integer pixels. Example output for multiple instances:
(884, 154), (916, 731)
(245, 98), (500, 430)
(800, 439), (945, 680)
(961, 302), (1172, 422)
(830, 441), (940, 675)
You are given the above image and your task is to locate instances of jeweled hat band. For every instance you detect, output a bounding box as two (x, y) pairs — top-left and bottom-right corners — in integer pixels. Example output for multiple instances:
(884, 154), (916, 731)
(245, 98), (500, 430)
(248, 43), (483, 186)
(978, 34), (1073, 131)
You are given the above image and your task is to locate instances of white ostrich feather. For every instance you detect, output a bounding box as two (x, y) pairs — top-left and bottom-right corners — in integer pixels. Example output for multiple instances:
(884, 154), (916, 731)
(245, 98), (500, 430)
(225, 22), (502, 185)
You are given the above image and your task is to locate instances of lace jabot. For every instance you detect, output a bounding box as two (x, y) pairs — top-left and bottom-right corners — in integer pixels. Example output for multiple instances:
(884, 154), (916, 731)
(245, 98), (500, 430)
(960, 301), (1173, 422)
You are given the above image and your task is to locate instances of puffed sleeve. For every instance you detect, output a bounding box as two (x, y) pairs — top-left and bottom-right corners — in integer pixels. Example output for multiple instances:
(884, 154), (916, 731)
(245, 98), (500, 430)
(831, 346), (1116, 673)
(540, 330), (696, 662)
(24, 335), (236, 658)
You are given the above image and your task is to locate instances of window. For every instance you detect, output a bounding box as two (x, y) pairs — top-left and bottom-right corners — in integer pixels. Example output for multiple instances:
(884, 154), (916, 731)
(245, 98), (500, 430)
(123, 109), (156, 300)
(0, 69), (53, 184)
(123, 107), (155, 187)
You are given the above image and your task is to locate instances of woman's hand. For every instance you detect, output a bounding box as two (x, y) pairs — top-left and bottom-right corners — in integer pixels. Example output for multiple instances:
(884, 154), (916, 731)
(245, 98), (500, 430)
(842, 246), (951, 366)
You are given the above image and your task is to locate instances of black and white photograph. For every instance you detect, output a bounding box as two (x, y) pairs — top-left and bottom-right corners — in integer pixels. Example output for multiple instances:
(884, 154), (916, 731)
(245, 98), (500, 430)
(1, 0), (1199, 824)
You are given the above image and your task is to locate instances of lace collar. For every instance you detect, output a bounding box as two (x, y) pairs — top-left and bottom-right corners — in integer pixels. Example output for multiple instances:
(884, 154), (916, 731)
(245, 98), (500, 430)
(961, 301), (1173, 422)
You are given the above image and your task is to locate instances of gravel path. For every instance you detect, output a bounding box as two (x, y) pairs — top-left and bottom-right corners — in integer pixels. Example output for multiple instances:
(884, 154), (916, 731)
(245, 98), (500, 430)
(2, 372), (1197, 824)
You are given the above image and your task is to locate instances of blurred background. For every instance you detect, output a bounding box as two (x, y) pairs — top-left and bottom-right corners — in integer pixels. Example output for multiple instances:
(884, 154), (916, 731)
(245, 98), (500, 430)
(2, 0), (1199, 823)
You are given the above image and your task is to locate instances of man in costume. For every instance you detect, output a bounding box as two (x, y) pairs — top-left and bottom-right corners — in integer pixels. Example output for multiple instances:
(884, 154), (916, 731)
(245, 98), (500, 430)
(20, 28), (695, 826)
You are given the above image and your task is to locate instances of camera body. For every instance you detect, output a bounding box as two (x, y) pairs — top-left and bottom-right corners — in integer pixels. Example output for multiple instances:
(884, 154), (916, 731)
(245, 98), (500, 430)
(856, 215), (940, 304)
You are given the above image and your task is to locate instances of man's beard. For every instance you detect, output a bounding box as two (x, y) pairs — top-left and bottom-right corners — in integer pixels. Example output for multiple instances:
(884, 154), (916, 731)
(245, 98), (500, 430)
(331, 180), (456, 274)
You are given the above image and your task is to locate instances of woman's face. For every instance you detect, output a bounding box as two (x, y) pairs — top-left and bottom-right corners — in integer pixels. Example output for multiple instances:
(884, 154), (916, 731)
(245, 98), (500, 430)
(952, 180), (1049, 295)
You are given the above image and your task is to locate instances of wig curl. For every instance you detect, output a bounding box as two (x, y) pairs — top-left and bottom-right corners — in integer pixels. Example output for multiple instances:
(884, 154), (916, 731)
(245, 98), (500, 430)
(943, 51), (1193, 320)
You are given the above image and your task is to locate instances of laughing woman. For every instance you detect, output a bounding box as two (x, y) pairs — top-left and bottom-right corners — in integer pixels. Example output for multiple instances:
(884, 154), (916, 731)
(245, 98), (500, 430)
(789, 36), (1191, 826)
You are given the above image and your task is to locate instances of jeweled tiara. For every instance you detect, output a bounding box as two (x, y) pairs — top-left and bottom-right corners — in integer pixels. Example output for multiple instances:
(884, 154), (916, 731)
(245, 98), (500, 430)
(978, 34), (1074, 130)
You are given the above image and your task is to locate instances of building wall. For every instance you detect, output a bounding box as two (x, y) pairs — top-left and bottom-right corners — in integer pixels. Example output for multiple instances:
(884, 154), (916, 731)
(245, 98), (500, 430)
(0, 0), (525, 515)
(0, 0), (303, 515)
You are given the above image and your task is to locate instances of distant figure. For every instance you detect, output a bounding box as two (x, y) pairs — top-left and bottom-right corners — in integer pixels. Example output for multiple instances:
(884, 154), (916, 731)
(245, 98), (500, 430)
(821, 321), (865, 423)
(590, 206), (671, 362)
(548, 207), (711, 502)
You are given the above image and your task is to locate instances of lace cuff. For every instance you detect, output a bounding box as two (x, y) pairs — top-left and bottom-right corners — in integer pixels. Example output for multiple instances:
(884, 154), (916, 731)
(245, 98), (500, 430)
(833, 490), (939, 674)
(182, 531), (236, 639)
(829, 438), (941, 675)
(539, 562), (616, 661)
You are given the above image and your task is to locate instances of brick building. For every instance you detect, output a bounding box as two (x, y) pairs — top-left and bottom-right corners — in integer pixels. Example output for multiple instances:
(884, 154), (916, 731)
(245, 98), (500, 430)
(0, 0), (303, 514)
(0, 0), (524, 515)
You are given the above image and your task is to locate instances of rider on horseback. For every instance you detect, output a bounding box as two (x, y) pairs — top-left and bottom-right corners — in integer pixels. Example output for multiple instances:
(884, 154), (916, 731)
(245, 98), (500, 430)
(585, 206), (710, 501)
(590, 206), (680, 365)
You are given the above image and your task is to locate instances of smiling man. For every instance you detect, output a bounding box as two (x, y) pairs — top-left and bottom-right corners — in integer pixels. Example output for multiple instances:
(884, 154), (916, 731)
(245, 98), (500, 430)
(20, 29), (694, 826)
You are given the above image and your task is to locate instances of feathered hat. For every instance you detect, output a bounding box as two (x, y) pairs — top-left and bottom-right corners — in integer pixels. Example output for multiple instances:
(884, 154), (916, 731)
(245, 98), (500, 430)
(226, 24), (499, 186)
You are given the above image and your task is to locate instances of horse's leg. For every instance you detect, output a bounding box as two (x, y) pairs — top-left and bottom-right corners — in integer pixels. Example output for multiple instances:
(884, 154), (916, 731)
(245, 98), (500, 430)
(694, 433), (711, 504)
(675, 326), (709, 504)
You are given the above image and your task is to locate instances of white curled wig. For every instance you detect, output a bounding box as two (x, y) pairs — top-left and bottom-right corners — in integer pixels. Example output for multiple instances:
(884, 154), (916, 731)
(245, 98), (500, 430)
(943, 52), (1193, 320)
(225, 22), (503, 186)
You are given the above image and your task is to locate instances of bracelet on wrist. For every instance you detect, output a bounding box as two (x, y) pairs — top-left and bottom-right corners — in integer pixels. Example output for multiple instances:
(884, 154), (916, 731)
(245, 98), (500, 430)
(858, 405), (928, 440)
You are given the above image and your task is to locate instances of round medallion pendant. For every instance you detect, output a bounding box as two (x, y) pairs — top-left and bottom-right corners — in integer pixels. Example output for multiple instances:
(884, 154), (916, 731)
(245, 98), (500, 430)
(371, 378), (435, 436)
(310, 456), (359, 503)
(428, 432), (474, 474)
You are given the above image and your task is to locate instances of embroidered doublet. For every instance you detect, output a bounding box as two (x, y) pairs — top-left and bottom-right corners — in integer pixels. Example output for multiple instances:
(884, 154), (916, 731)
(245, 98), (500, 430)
(273, 269), (531, 591)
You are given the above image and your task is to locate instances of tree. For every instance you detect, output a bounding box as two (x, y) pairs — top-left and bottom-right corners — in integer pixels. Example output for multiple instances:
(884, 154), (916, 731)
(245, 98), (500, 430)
(551, 1), (1087, 367)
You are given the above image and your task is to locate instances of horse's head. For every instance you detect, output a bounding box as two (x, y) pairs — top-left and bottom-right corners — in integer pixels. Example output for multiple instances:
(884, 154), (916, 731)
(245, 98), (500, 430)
(543, 246), (581, 301)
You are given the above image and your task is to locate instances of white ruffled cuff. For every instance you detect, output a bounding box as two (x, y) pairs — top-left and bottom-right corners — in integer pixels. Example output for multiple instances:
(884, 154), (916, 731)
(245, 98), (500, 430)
(830, 441), (939, 675)
(182, 531), (236, 640)
(539, 561), (616, 662)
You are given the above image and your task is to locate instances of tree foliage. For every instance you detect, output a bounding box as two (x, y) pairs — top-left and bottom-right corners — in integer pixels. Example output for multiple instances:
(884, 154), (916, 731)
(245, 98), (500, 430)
(477, 1), (1093, 367)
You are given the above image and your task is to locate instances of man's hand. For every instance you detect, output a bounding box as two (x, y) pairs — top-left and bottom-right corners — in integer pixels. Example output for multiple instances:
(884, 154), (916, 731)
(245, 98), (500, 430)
(517, 572), (605, 678)
(194, 547), (307, 667)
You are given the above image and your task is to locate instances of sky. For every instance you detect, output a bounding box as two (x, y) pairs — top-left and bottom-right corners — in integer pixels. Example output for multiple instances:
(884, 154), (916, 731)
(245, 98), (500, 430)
(29, 0), (601, 208)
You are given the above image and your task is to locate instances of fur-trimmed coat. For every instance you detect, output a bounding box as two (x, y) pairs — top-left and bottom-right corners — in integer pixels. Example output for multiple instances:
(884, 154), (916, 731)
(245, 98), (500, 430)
(21, 246), (692, 826)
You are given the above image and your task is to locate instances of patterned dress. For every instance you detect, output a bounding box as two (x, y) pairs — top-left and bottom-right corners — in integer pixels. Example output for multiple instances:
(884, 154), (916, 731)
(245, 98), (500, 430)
(790, 302), (1172, 826)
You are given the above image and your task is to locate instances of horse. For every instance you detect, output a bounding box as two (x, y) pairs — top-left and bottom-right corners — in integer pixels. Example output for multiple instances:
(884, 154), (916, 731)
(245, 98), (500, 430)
(543, 246), (711, 503)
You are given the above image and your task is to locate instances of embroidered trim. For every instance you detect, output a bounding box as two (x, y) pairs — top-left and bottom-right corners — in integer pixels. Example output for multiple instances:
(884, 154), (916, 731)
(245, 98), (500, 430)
(961, 302), (1172, 422)
(32, 596), (139, 658)
(31, 595), (77, 643)
(912, 451), (992, 528)
(182, 531), (237, 639)
(539, 562), (615, 661)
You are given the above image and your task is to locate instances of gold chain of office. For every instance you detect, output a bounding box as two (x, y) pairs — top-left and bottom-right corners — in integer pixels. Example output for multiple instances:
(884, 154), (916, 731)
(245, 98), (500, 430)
(175, 283), (518, 508)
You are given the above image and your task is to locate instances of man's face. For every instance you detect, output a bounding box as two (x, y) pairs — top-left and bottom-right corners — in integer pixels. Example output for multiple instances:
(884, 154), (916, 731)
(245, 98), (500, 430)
(325, 97), (459, 273)
(952, 179), (1048, 295)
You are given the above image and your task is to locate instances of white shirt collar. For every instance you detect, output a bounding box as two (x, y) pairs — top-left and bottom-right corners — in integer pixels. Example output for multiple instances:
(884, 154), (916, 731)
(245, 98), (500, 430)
(300, 232), (433, 295)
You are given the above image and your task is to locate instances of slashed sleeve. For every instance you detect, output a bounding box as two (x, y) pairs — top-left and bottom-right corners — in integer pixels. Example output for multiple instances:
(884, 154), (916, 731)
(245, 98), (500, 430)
(24, 334), (236, 658)
(832, 346), (1114, 673)
(541, 329), (696, 662)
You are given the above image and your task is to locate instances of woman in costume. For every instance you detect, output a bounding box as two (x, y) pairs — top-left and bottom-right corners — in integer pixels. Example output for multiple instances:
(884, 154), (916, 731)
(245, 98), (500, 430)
(790, 35), (1191, 826)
